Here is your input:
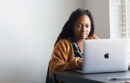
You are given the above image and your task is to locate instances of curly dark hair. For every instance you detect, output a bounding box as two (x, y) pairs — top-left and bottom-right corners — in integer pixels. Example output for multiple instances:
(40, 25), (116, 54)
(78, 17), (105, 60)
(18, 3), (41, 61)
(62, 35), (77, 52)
(55, 8), (95, 45)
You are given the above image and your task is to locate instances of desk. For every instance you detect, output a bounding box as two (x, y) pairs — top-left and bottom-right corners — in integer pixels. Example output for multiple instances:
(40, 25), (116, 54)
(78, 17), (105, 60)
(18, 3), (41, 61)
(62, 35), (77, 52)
(53, 71), (130, 83)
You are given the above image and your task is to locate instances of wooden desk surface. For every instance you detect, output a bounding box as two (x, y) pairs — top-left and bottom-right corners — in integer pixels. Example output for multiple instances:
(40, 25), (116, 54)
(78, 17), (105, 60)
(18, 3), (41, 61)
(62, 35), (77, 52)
(53, 71), (130, 83)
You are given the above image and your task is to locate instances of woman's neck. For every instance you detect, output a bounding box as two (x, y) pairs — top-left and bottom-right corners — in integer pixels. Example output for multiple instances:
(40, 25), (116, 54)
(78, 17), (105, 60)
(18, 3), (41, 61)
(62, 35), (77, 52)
(76, 39), (84, 45)
(77, 39), (84, 54)
(72, 38), (84, 54)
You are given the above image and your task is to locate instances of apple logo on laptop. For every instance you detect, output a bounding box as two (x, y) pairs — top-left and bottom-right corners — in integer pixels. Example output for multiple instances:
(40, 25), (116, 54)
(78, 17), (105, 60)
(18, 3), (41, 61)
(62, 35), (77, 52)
(104, 52), (109, 59)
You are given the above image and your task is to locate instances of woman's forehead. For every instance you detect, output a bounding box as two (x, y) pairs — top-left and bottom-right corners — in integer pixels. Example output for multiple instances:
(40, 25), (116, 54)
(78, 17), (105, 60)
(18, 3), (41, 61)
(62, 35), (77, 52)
(75, 15), (91, 24)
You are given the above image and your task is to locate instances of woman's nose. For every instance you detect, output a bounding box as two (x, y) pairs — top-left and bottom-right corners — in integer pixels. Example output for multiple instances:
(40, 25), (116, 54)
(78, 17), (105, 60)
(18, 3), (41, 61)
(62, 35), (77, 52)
(81, 26), (86, 32)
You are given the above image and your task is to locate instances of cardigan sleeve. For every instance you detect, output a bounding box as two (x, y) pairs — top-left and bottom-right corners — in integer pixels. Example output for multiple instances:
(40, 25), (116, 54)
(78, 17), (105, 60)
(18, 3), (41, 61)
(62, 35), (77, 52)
(49, 39), (82, 77)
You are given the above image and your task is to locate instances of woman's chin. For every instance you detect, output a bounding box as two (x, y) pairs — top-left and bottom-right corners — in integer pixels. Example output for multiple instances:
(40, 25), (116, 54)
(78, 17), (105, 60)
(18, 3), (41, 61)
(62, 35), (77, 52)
(80, 36), (87, 40)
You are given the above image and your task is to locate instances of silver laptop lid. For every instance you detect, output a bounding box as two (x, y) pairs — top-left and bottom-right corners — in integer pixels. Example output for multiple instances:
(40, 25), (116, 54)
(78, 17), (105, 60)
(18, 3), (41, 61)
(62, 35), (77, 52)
(83, 39), (130, 73)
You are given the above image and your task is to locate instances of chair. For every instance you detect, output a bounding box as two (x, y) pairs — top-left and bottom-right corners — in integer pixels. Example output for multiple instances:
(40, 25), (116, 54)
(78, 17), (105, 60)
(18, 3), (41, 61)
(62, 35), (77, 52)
(46, 61), (53, 83)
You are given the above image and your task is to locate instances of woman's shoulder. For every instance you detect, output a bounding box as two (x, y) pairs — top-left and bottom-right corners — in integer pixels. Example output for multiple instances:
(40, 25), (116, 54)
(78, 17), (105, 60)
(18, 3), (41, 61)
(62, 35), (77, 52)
(58, 38), (71, 43)
(92, 35), (99, 39)
(55, 38), (72, 47)
(87, 35), (99, 39)
(54, 38), (73, 53)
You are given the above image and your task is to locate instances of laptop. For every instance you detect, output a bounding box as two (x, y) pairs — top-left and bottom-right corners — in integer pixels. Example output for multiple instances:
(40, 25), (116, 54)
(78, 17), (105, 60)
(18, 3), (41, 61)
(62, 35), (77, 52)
(80, 39), (130, 74)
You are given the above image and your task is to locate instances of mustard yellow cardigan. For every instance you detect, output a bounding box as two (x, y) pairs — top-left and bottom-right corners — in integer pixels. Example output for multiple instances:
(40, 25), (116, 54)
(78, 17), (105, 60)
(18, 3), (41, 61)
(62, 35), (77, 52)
(49, 35), (99, 77)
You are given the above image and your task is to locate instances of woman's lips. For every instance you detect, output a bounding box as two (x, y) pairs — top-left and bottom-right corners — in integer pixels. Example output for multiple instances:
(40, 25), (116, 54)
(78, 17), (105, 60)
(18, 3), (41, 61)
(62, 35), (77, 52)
(80, 32), (88, 39)
(80, 32), (87, 36)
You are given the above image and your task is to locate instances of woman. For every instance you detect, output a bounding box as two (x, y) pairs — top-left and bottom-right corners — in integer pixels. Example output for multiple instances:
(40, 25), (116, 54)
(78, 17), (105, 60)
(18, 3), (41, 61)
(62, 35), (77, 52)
(49, 8), (99, 79)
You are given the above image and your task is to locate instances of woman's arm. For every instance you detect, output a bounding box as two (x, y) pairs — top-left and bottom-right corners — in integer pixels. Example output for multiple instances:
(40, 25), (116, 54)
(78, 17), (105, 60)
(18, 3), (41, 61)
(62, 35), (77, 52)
(49, 39), (82, 77)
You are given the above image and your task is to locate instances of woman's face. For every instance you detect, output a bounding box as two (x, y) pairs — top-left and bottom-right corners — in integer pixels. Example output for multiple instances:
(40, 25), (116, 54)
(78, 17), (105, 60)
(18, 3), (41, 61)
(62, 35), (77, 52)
(73, 15), (91, 40)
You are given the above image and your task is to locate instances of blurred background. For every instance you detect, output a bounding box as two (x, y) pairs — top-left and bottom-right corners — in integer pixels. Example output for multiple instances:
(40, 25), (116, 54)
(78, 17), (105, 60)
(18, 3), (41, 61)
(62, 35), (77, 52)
(0, 0), (130, 83)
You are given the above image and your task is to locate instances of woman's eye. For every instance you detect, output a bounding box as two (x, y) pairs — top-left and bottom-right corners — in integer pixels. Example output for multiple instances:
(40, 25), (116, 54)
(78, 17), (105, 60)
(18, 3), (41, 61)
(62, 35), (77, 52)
(77, 24), (82, 28)
(86, 25), (90, 28)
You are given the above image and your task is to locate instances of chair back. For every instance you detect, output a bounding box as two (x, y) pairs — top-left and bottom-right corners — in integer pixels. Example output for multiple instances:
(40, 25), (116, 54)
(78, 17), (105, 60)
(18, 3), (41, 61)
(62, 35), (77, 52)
(46, 61), (53, 83)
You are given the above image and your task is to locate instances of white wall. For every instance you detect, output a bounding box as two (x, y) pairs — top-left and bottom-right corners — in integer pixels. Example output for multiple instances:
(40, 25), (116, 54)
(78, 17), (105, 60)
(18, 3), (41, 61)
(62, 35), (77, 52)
(0, 0), (83, 83)
(84, 0), (110, 39)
